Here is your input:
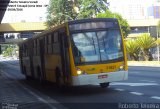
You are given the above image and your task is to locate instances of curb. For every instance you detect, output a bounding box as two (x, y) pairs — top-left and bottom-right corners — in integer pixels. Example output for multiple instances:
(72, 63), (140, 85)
(128, 61), (160, 67)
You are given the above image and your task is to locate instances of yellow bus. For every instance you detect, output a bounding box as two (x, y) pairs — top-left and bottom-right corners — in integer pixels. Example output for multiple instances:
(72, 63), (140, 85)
(19, 18), (128, 88)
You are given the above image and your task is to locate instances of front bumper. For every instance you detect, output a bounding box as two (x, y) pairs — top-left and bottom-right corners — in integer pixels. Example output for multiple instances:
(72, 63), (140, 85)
(72, 71), (128, 86)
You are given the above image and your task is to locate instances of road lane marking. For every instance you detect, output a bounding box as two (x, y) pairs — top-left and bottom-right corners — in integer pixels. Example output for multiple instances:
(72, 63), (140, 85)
(129, 71), (140, 74)
(150, 96), (160, 100)
(111, 82), (159, 86)
(130, 92), (144, 96)
(115, 89), (125, 91)
(140, 80), (156, 83)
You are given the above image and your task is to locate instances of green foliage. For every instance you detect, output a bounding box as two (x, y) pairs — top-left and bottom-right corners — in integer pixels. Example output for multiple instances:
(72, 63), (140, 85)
(3, 47), (13, 57)
(136, 34), (156, 49)
(136, 34), (157, 61)
(126, 34), (160, 61)
(78, 0), (108, 18)
(157, 20), (160, 36)
(156, 38), (160, 45)
(46, 0), (79, 27)
(126, 40), (140, 61)
(46, 0), (108, 27)
(96, 10), (113, 18)
(97, 10), (130, 37)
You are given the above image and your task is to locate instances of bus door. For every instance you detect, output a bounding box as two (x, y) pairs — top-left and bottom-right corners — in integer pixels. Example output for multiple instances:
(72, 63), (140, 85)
(29, 41), (35, 78)
(59, 29), (71, 85)
(39, 39), (46, 80)
(19, 45), (24, 74)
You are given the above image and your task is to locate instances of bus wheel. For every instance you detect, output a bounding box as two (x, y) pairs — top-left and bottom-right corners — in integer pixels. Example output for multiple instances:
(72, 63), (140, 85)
(100, 82), (110, 88)
(26, 76), (32, 80)
(24, 66), (31, 80)
(55, 67), (62, 88)
(37, 67), (43, 84)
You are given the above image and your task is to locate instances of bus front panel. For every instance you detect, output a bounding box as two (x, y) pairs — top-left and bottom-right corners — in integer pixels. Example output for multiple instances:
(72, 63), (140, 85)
(68, 19), (128, 86)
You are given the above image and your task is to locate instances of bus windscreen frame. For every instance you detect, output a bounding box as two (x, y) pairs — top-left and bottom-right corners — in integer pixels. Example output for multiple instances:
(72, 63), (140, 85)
(70, 23), (124, 65)
(69, 21), (119, 31)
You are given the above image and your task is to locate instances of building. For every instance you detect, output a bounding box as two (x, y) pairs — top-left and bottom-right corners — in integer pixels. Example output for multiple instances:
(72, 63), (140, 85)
(108, 0), (160, 38)
(108, 0), (160, 19)
(108, 0), (160, 60)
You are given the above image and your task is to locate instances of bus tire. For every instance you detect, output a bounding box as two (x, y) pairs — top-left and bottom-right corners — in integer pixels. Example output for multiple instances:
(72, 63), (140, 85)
(55, 67), (62, 88)
(23, 66), (26, 74)
(100, 82), (110, 88)
(37, 66), (43, 84)
(26, 75), (32, 80)
(24, 66), (30, 80)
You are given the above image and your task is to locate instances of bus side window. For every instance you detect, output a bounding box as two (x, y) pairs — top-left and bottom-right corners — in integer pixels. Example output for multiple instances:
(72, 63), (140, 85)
(33, 40), (37, 56)
(44, 35), (48, 54)
(23, 45), (25, 57)
(37, 39), (39, 55)
(48, 34), (52, 54)
(24, 44), (26, 57)
(51, 33), (54, 54)
(54, 32), (59, 43)
(48, 34), (52, 44)
(26, 45), (28, 57)
(64, 34), (69, 48)
(52, 32), (60, 54)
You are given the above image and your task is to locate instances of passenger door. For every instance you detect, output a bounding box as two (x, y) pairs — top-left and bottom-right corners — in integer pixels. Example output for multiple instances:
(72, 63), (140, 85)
(59, 28), (70, 85)
(39, 38), (46, 80)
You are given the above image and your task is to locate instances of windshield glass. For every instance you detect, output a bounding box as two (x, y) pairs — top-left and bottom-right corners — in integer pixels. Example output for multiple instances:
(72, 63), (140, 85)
(71, 29), (124, 65)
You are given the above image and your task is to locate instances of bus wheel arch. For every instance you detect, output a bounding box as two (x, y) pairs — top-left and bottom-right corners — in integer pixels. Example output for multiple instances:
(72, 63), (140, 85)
(37, 66), (43, 83)
(23, 66), (26, 74)
(24, 66), (31, 80)
(100, 82), (110, 88)
(55, 67), (62, 87)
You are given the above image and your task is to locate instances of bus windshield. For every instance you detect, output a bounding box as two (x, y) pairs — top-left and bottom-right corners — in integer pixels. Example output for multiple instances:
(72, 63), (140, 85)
(71, 29), (124, 65)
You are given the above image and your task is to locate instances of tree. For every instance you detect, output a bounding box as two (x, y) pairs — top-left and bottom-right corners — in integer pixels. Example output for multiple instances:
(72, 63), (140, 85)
(77, 0), (108, 18)
(157, 20), (160, 36)
(126, 39), (140, 61)
(136, 34), (157, 61)
(3, 47), (13, 57)
(156, 38), (160, 45)
(97, 10), (130, 37)
(46, 0), (80, 27)
(46, 0), (109, 28)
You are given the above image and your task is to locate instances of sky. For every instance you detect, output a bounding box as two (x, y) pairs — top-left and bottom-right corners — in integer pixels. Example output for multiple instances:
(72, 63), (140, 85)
(108, 0), (158, 11)
(108, 0), (157, 5)
(2, 0), (50, 23)
(2, 0), (159, 23)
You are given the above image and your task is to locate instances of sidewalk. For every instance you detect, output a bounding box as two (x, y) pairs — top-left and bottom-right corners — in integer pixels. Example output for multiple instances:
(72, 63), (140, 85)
(128, 61), (160, 67)
(0, 69), (57, 109)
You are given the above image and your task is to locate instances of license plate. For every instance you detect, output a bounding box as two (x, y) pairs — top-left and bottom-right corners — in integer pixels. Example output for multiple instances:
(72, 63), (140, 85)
(98, 75), (108, 79)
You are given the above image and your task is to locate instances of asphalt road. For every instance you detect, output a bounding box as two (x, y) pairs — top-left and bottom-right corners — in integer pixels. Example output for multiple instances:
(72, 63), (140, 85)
(0, 60), (160, 109)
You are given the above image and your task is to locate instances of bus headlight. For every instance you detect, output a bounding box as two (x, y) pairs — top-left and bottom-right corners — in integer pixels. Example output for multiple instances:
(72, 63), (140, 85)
(76, 68), (82, 75)
(77, 70), (82, 75)
(76, 68), (87, 75)
(119, 65), (124, 71)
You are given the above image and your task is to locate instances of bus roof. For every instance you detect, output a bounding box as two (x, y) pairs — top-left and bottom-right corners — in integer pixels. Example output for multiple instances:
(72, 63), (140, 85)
(68, 18), (118, 25)
(18, 18), (118, 45)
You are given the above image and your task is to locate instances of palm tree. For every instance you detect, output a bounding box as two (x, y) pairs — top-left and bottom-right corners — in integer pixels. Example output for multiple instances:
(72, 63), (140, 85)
(136, 34), (157, 61)
(126, 39), (140, 61)
(157, 20), (160, 36)
(156, 38), (160, 45)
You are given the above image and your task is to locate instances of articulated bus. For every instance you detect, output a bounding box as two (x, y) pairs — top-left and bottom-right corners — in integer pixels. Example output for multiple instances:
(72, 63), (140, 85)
(19, 18), (128, 88)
